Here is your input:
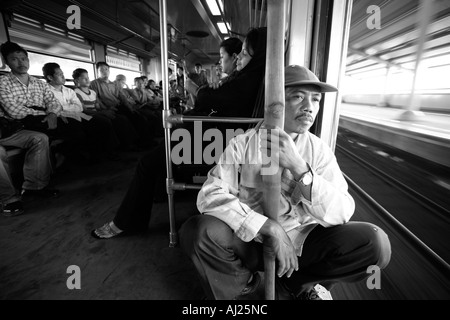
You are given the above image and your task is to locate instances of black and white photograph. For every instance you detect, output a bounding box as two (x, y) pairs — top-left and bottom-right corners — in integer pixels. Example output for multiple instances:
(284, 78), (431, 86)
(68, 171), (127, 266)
(0, 0), (449, 307)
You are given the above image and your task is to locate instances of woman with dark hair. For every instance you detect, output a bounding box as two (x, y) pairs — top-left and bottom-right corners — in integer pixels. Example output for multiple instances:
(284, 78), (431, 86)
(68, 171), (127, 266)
(218, 37), (243, 78)
(188, 27), (267, 118)
(184, 37), (243, 111)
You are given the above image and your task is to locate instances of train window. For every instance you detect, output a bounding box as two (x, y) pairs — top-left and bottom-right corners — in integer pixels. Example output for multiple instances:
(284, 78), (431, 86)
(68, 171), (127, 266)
(26, 52), (95, 87)
(108, 67), (142, 89)
(106, 46), (142, 88)
(0, 49), (95, 88)
(4, 13), (95, 85)
(343, 54), (450, 96)
(9, 14), (92, 62)
(343, 1), (450, 101)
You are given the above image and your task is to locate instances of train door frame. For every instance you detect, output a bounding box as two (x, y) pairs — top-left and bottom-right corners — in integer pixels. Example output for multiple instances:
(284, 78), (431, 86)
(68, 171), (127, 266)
(286, 0), (353, 151)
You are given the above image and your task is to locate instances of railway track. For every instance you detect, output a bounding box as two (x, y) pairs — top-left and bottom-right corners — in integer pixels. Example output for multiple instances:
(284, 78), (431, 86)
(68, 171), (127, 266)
(331, 131), (450, 299)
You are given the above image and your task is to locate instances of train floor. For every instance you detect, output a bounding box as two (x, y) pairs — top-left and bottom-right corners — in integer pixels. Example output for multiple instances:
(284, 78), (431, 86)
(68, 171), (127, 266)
(2, 144), (444, 300)
(0, 149), (204, 300)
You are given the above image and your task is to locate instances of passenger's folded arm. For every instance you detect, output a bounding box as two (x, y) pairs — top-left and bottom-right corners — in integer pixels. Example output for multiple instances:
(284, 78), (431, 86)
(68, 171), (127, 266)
(197, 137), (268, 242)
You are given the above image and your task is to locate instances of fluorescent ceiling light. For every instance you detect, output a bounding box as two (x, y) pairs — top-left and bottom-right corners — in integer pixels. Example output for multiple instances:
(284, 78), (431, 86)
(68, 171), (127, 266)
(217, 22), (229, 34)
(206, 0), (221, 16)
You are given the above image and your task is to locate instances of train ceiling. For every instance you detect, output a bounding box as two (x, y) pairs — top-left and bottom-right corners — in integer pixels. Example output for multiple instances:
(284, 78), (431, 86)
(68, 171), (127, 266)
(2, 0), (449, 71)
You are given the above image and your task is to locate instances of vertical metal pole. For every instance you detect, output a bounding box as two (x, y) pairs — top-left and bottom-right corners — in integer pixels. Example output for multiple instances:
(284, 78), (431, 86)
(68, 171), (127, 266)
(259, 0), (266, 27)
(159, 0), (177, 247)
(249, 0), (253, 28)
(310, 0), (322, 72)
(262, 0), (286, 300)
(254, 0), (258, 28)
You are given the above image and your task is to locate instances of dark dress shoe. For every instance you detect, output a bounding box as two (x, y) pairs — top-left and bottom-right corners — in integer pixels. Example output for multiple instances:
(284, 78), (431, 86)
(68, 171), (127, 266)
(1, 201), (25, 217)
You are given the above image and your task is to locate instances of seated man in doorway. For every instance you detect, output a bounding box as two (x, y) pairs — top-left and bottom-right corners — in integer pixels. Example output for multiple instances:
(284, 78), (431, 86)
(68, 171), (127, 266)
(179, 65), (392, 300)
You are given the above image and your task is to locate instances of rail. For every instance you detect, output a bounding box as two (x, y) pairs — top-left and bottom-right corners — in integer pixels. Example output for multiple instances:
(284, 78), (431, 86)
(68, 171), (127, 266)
(338, 144), (450, 278)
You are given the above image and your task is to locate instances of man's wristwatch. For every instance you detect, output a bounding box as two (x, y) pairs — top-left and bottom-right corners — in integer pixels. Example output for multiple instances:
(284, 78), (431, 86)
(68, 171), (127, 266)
(299, 170), (313, 186)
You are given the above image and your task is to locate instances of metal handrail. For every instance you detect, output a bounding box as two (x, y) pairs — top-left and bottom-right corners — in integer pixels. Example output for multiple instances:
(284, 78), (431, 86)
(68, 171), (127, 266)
(167, 114), (263, 124)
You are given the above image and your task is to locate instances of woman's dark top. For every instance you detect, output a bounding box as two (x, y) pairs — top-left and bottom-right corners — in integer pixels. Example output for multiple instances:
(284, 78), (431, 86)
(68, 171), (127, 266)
(193, 28), (267, 118)
(194, 69), (263, 118)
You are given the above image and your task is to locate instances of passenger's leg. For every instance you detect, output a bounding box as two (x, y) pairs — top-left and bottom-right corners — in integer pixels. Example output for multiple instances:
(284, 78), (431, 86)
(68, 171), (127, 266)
(136, 108), (162, 138)
(92, 113), (120, 152)
(112, 143), (165, 230)
(55, 118), (89, 161)
(0, 145), (19, 205)
(82, 115), (119, 155)
(0, 130), (56, 202)
(281, 222), (391, 297)
(179, 214), (261, 300)
(118, 106), (155, 147)
(91, 142), (166, 239)
(19, 131), (52, 191)
(110, 114), (139, 149)
(20, 115), (53, 134)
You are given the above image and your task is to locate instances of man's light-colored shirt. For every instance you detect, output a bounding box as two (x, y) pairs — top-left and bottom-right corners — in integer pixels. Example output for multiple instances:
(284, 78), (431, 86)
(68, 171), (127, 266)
(0, 73), (61, 119)
(197, 126), (355, 256)
(49, 85), (91, 122)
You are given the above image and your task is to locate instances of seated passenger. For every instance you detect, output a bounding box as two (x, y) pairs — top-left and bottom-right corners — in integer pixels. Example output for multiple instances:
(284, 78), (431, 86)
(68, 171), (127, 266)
(113, 74), (144, 113)
(147, 79), (163, 100)
(91, 142), (166, 239)
(168, 79), (186, 114)
(176, 66), (185, 92)
(185, 28), (266, 118)
(112, 74), (157, 147)
(0, 127), (58, 217)
(140, 76), (161, 100)
(168, 67), (177, 82)
(130, 77), (163, 137)
(212, 37), (242, 88)
(214, 62), (223, 81)
(184, 37), (242, 112)
(0, 41), (61, 134)
(186, 63), (209, 88)
(179, 65), (392, 300)
(44, 63), (118, 161)
(72, 68), (113, 118)
(88, 63), (142, 149)
(0, 41), (85, 163)
(140, 76), (150, 90)
(90, 34), (263, 240)
(131, 77), (161, 111)
(72, 68), (137, 151)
